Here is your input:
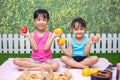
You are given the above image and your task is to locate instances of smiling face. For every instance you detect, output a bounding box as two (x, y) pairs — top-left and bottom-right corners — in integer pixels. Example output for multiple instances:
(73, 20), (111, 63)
(71, 22), (86, 39)
(71, 17), (86, 39)
(33, 9), (49, 31)
(34, 14), (48, 31)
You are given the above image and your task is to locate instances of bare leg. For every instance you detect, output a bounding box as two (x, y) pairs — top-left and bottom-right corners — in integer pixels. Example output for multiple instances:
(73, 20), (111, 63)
(67, 66), (71, 69)
(79, 56), (99, 66)
(13, 58), (42, 68)
(61, 56), (88, 69)
(13, 58), (59, 71)
(18, 62), (59, 71)
(18, 64), (52, 71)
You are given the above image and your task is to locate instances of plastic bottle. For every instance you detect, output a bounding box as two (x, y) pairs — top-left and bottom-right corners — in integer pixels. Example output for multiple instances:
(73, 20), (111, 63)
(116, 63), (120, 80)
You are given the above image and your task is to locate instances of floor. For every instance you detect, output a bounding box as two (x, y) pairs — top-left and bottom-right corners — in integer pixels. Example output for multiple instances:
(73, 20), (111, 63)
(0, 58), (117, 80)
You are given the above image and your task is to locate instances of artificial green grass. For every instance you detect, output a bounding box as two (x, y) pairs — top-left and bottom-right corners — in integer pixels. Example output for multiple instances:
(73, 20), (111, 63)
(0, 53), (120, 66)
(0, 53), (31, 65)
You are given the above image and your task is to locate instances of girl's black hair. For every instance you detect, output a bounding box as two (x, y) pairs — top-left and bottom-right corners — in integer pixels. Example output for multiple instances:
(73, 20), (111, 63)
(34, 9), (49, 20)
(71, 17), (86, 29)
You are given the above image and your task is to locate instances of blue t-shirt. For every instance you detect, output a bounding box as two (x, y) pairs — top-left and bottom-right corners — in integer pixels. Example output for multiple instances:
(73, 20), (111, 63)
(71, 36), (88, 56)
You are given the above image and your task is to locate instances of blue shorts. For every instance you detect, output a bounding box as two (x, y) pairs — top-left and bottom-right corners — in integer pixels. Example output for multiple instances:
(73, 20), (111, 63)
(72, 56), (87, 62)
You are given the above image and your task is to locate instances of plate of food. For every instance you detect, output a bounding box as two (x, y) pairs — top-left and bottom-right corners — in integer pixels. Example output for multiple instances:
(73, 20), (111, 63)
(17, 68), (73, 80)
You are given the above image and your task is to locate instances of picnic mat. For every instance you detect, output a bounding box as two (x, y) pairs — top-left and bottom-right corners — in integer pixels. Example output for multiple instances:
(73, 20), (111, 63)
(0, 58), (117, 80)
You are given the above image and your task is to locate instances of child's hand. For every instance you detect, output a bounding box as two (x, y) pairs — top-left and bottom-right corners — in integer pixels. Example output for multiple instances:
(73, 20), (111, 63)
(53, 30), (62, 37)
(53, 28), (63, 37)
(57, 39), (63, 47)
(57, 39), (61, 47)
(89, 39), (95, 45)
(19, 26), (29, 36)
(55, 28), (62, 35)
(91, 35), (99, 43)
(58, 38), (66, 46)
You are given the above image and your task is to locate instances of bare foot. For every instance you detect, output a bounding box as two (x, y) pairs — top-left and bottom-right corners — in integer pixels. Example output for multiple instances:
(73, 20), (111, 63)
(80, 64), (89, 69)
(67, 66), (71, 69)
(18, 67), (25, 71)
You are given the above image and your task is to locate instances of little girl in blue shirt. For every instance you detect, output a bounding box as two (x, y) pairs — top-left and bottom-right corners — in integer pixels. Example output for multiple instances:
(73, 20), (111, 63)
(58, 17), (99, 69)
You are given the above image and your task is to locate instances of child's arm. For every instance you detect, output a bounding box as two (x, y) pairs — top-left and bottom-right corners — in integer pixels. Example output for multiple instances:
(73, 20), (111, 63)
(59, 41), (72, 57)
(84, 38), (99, 56)
(84, 39), (93, 56)
(44, 30), (62, 51)
(20, 28), (38, 51)
(44, 32), (55, 51)
(27, 33), (38, 51)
